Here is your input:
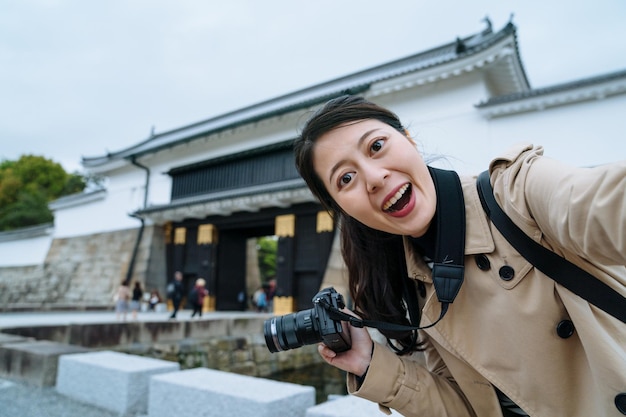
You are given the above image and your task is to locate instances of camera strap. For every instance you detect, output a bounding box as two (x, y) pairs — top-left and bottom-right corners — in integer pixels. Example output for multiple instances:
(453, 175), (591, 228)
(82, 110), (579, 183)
(322, 167), (467, 334)
(427, 167), (466, 319)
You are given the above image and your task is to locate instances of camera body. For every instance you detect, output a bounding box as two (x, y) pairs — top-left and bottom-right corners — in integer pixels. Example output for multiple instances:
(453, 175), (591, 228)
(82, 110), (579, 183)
(264, 287), (351, 353)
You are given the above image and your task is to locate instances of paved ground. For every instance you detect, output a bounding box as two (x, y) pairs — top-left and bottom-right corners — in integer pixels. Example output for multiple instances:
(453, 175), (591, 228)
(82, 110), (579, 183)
(0, 378), (122, 417)
(0, 309), (268, 417)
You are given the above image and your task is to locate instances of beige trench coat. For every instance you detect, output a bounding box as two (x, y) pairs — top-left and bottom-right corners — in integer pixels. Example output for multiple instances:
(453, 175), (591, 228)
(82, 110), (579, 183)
(348, 143), (626, 416)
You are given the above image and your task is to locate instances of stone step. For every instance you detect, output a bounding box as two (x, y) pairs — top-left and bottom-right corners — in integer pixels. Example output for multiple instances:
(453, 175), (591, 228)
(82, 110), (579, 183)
(0, 332), (34, 346)
(56, 350), (180, 415)
(0, 340), (90, 386)
(148, 367), (315, 417)
(2, 316), (259, 348)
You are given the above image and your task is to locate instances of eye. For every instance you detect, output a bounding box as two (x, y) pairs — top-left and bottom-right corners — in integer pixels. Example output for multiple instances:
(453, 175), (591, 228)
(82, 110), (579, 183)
(338, 172), (354, 187)
(370, 139), (384, 153)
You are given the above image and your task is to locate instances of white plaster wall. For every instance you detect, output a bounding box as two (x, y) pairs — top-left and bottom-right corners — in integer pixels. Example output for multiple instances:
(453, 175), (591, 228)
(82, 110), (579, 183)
(482, 94), (626, 169)
(0, 234), (52, 267)
(53, 166), (146, 238)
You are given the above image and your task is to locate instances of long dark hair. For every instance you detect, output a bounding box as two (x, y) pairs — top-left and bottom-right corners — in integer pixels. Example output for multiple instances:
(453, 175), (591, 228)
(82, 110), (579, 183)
(294, 95), (422, 353)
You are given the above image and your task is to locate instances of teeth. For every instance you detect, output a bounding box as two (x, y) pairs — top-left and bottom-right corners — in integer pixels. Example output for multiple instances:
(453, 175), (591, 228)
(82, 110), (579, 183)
(383, 184), (409, 211)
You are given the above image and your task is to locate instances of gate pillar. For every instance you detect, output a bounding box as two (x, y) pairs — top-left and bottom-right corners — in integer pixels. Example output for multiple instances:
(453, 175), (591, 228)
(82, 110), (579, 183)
(197, 224), (218, 312)
(274, 214), (295, 315)
(172, 226), (187, 273)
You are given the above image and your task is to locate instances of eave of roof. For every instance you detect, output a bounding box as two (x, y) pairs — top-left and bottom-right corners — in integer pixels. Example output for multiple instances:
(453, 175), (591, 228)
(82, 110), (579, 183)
(476, 68), (626, 117)
(48, 188), (107, 211)
(0, 223), (54, 242)
(135, 179), (315, 224)
(82, 21), (523, 171)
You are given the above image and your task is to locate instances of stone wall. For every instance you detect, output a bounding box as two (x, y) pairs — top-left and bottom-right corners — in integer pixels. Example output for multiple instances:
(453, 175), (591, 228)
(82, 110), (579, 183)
(0, 315), (345, 402)
(118, 332), (346, 403)
(0, 264), (46, 309)
(121, 333), (323, 378)
(0, 225), (166, 311)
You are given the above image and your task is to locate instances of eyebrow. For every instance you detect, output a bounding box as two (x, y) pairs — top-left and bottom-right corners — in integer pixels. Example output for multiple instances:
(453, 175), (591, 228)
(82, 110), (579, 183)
(327, 128), (380, 184)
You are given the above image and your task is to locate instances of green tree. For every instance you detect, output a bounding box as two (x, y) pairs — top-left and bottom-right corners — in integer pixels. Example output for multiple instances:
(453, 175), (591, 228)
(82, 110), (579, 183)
(257, 236), (277, 282)
(0, 155), (87, 231)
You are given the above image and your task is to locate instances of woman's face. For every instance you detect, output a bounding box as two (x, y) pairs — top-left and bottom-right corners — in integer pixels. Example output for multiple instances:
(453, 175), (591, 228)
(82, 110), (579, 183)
(313, 119), (436, 237)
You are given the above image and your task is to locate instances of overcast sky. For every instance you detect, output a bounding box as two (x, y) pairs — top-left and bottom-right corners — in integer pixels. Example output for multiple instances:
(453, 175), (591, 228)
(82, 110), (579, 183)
(2, 0), (625, 173)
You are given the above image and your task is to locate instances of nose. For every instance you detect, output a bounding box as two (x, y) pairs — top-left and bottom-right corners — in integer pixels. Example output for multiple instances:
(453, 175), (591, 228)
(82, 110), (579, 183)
(364, 165), (389, 193)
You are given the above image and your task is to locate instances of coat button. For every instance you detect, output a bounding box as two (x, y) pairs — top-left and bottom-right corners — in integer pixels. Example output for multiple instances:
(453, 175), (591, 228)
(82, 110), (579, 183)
(475, 254), (491, 270)
(498, 265), (515, 281)
(616, 393), (626, 414)
(556, 320), (575, 338)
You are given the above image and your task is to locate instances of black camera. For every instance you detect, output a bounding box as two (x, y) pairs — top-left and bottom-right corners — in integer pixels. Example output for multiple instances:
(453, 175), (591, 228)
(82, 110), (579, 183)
(264, 287), (351, 353)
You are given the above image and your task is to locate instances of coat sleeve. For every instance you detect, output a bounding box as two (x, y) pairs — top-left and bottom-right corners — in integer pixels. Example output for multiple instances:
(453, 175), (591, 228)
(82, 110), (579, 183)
(347, 342), (476, 417)
(525, 157), (626, 265)
(493, 147), (626, 266)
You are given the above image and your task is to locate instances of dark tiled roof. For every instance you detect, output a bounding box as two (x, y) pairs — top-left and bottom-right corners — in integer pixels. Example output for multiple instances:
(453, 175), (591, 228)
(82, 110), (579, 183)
(83, 22), (521, 168)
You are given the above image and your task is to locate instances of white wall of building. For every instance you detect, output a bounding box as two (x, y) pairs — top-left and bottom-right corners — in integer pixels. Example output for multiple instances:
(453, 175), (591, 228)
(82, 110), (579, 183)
(483, 94), (626, 169)
(0, 228), (53, 267)
(52, 167), (146, 238)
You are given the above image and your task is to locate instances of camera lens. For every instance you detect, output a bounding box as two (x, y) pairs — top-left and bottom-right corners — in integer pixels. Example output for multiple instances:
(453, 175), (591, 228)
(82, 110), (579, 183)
(264, 309), (321, 353)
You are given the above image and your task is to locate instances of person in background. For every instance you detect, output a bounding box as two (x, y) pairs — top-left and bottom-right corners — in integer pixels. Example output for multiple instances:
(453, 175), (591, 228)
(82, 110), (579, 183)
(130, 281), (143, 320)
(189, 278), (209, 318)
(148, 289), (161, 311)
(267, 278), (277, 312)
(168, 271), (184, 320)
(253, 284), (269, 313)
(114, 281), (131, 321)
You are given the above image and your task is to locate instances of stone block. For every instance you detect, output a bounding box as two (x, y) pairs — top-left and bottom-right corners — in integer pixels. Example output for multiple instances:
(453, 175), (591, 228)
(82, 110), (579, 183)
(0, 332), (33, 345)
(305, 395), (400, 416)
(148, 368), (315, 417)
(68, 322), (142, 347)
(141, 320), (186, 344)
(229, 317), (266, 336)
(1, 325), (69, 344)
(56, 350), (179, 415)
(185, 318), (229, 340)
(0, 340), (90, 386)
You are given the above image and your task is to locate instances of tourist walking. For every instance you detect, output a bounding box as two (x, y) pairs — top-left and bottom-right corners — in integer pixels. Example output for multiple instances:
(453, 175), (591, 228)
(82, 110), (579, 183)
(130, 281), (143, 320)
(189, 278), (209, 318)
(167, 271), (184, 320)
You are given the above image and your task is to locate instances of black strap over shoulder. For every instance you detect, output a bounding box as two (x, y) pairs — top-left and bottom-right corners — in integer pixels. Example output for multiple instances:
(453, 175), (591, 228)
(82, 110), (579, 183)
(476, 170), (626, 324)
(429, 167), (466, 306)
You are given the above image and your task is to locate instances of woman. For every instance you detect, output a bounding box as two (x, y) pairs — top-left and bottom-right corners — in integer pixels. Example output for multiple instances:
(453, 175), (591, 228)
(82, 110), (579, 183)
(294, 95), (626, 416)
(148, 289), (161, 311)
(114, 281), (131, 321)
(189, 278), (208, 318)
(130, 281), (143, 320)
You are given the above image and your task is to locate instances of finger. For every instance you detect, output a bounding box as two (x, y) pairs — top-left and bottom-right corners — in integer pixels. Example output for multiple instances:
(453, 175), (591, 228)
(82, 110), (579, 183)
(318, 343), (336, 360)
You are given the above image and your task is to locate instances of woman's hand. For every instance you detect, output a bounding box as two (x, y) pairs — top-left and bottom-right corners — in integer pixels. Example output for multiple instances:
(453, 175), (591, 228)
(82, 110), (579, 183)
(317, 309), (373, 377)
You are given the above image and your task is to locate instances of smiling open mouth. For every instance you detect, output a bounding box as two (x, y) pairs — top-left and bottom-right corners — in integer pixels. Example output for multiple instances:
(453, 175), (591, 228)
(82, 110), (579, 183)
(383, 184), (412, 213)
